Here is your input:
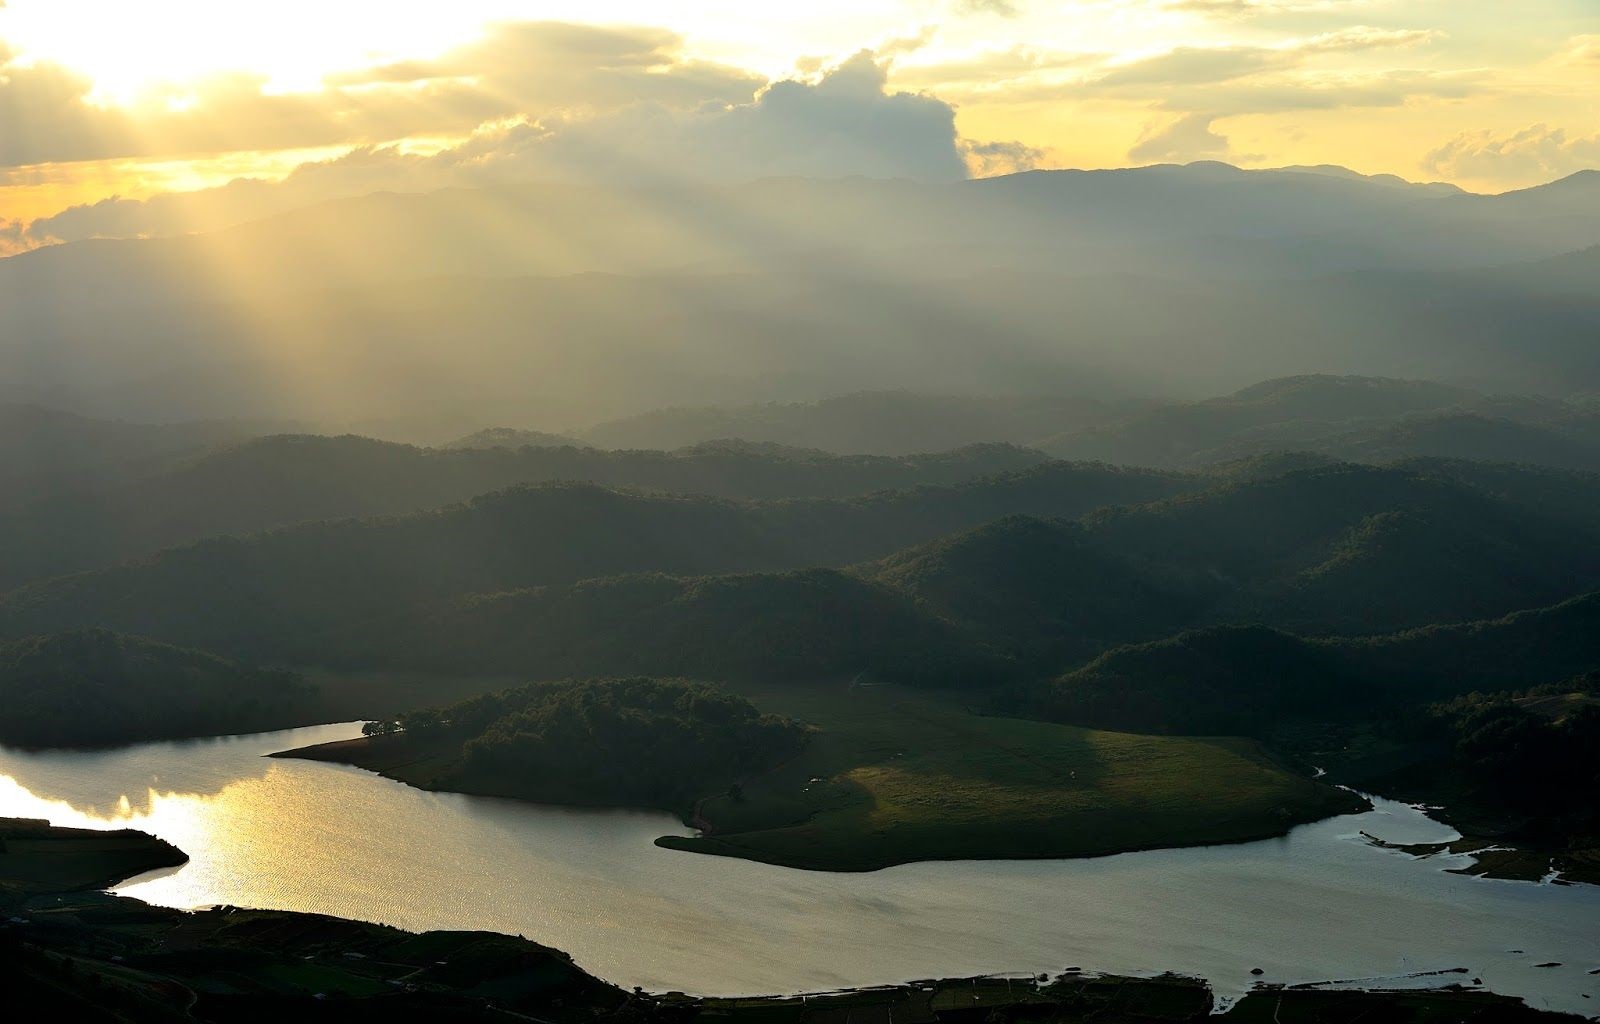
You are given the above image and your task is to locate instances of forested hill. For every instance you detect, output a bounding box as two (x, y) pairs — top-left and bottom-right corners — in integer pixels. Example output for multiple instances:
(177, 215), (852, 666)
(1037, 374), (1596, 469)
(0, 404), (286, 509)
(1030, 592), (1600, 736)
(581, 391), (1125, 453)
(0, 435), (1052, 587)
(308, 569), (1006, 686)
(1081, 462), (1600, 633)
(0, 630), (311, 748)
(0, 462), (1191, 656)
(6, 460), (1600, 682)
(289, 678), (809, 813)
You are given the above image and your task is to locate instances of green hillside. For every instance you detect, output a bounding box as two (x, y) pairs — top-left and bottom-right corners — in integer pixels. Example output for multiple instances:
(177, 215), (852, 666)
(317, 569), (1005, 687)
(0, 630), (311, 748)
(0, 463), (1193, 656)
(0, 434), (1053, 586)
(657, 684), (1362, 871)
(866, 515), (1201, 665)
(288, 677), (809, 813)
(1031, 592), (1600, 736)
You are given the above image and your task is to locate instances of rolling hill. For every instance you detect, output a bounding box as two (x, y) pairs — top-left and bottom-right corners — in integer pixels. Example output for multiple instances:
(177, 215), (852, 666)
(1041, 375), (1576, 469)
(1082, 463), (1600, 632)
(0, 630), (312, 748)
(582, 391), (1128, 454)
(0, 434), (1052, 586)
(0, 462), (1192, 656)
(1032, 592), (1600, 736)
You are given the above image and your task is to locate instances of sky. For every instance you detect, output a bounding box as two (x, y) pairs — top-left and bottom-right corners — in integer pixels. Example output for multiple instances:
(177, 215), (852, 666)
(1, 0), (1596, 251)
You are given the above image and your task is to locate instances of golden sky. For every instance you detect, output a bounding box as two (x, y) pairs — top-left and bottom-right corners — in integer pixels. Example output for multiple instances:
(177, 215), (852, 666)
(1, 0), (1596, 248)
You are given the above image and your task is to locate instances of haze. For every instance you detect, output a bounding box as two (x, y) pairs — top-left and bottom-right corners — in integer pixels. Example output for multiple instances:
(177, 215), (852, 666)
(1, 4), (1598, 1022)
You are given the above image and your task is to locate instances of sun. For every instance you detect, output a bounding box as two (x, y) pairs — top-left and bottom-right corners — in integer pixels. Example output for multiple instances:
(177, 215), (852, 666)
(0, 0), (486, 102)
(0, 0), (922, 105)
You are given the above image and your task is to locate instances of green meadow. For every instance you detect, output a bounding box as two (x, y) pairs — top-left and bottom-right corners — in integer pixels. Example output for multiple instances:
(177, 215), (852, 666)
(659, 683), (1361, 870)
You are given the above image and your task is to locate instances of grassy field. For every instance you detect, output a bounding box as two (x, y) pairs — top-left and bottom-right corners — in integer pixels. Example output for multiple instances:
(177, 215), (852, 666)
(657, 682), (1364, 871)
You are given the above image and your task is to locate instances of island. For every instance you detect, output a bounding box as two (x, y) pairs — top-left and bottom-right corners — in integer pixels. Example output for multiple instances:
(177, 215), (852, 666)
(278, 676), (1364, 871)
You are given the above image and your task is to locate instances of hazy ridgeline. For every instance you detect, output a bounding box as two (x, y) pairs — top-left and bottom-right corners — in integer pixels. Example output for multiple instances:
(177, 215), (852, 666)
(3, 165), (1599, 433)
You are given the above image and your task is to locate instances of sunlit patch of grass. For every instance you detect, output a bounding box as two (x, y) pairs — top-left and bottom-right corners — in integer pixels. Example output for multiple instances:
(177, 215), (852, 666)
(659, 682), (1360, 870)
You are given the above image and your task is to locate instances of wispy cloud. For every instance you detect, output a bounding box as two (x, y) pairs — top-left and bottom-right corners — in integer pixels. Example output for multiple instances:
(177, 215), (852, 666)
(1424, 124), (1600, 187)
(1129, 112), (1248, 162)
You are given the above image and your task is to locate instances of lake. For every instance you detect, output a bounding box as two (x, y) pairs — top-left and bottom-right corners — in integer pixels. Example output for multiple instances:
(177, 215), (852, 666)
(1, 722), (1596, 1015)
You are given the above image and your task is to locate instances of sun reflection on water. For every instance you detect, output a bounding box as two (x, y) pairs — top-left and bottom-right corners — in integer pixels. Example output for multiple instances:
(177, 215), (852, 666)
(1, 722), (1597, 1014)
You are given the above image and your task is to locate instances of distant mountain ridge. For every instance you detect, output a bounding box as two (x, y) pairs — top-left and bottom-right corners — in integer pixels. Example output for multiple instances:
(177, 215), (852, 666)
(6, 167), (1600, 425)
(582, 391), (1128, 453)
(1041, 374), (1588, 468)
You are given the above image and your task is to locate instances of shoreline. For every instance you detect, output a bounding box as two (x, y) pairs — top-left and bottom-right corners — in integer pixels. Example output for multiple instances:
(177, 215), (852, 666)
(3, 817), (1592, 1020)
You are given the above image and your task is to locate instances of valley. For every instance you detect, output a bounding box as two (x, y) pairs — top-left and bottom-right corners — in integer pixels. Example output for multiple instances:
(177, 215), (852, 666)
(4, 68), (1600, 1017)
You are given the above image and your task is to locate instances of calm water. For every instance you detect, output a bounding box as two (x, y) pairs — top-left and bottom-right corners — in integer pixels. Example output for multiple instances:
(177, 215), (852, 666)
(1, 723), (1596, 1016)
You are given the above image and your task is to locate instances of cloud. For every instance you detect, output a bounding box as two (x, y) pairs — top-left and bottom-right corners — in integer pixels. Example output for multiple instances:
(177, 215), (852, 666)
(19, 52), (971, 246)
(1097, 46), (1287, 88)
(892, 46), (1098, 92)
(955, 0), (1022, 15)
(1422, 124), (1600, 187)
(0, 21), (762, 169)
(1299, 26), (1441, 53)
(1162, 67), (1484, 114)
(1162, 0), (1377, 17)
(329, 21), (761, 113)
(1552, 34), (1600, 70)
(0, 217), (26, 256)
(1129, 112), (1240, 163)
(961, 138), (1047, 177)
(0, 56), (135, 166)
(1094, 26), (1437, 90)
(500, 51), (966, 184)
(1083, 26), (1458, 117)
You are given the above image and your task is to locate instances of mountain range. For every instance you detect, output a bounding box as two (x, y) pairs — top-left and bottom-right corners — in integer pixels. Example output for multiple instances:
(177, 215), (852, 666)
(5, 166), (1599, 427)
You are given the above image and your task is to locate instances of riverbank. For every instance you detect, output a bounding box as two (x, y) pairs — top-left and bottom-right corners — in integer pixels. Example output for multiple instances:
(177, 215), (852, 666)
(4, 907), (1586, 1023)
(3, 817), (1594, 1021)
